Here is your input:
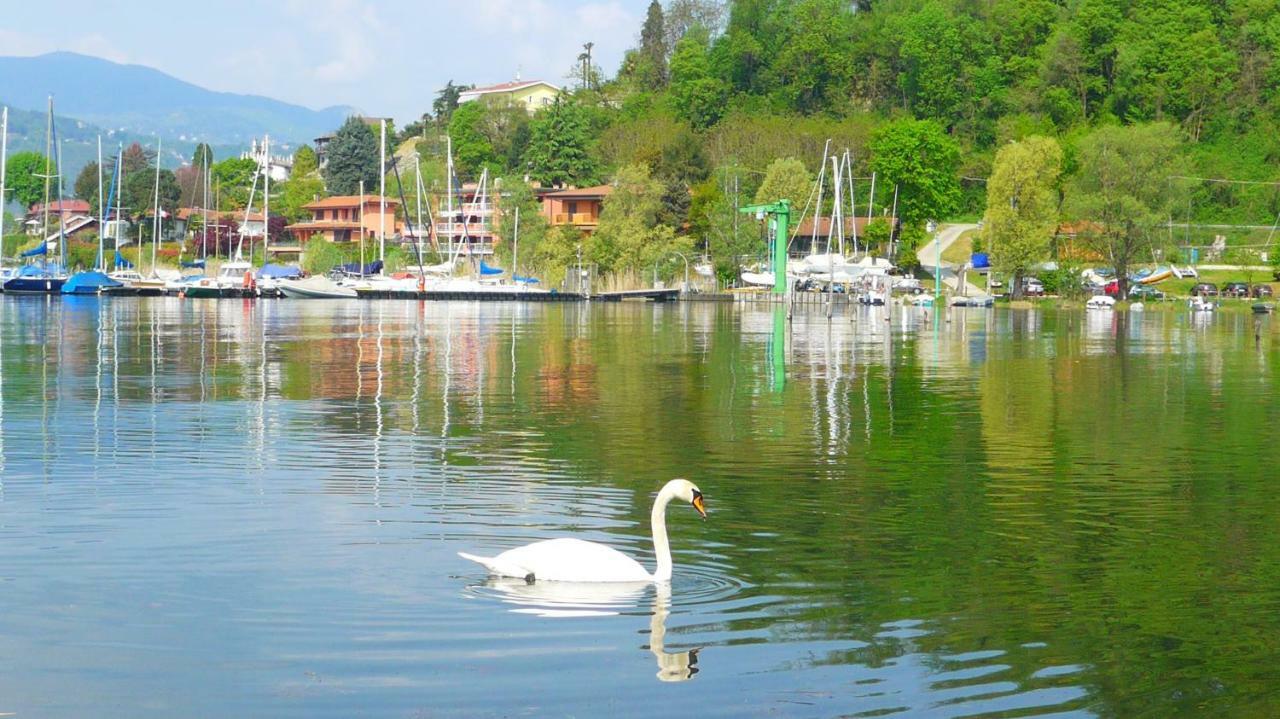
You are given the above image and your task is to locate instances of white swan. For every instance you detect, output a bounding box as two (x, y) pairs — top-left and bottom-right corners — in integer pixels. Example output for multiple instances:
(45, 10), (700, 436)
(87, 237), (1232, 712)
(459, 479), (706, 583)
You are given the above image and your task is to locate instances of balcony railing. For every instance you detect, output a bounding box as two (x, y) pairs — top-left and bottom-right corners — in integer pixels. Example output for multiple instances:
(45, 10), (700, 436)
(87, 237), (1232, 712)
(552, 213), (599, 226)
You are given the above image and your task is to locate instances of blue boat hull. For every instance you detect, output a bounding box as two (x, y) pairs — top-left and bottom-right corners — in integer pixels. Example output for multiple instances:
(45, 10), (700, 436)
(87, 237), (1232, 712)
(4, 276), (68, 294)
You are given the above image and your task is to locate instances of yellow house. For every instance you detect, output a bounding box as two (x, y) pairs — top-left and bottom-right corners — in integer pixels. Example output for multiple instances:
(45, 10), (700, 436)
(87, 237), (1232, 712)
(458, 80), (561, 114)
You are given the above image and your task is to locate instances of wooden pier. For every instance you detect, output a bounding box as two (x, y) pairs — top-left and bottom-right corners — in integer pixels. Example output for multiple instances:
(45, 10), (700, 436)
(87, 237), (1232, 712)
(594, 288), (681, 302)
(355, 289), (585, 302)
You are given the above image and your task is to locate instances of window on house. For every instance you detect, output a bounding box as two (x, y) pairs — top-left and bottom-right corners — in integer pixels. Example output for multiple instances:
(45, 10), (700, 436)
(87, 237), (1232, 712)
(567, 201), (578, 216)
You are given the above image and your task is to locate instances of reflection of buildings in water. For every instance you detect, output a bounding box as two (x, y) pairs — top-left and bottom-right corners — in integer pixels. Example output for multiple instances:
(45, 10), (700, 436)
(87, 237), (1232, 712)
(537, 337), (599, 410)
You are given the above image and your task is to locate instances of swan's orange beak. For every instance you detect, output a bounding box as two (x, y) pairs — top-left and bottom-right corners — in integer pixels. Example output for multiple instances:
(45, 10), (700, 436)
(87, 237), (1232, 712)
(692, 493), (706, 519)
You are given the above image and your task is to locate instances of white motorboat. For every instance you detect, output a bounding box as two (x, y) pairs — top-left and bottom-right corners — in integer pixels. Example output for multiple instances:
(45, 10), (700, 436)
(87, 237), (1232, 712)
(278, 274), (358, 299)
(1188, 296), (1216, 312)
(1086, 295), (1116, 310)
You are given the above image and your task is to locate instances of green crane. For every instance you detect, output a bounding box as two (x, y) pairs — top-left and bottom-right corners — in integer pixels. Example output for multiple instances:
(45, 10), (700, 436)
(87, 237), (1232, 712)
(739, 199), (791, 295)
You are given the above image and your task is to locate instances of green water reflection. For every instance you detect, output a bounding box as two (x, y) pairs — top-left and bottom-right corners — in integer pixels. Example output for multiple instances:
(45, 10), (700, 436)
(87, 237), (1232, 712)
(2, 297), (1280, 716)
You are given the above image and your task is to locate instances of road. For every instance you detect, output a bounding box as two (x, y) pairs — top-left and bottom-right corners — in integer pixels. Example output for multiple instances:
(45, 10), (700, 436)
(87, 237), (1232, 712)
(915, 223), (987, 296)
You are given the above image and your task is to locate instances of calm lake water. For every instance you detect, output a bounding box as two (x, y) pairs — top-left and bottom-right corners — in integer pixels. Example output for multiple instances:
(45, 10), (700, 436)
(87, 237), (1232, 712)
(1, 296), (1278, 718)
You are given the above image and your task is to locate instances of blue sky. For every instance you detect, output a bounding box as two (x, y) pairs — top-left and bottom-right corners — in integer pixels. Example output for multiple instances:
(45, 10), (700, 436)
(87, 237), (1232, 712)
(0, 0), (650, 123)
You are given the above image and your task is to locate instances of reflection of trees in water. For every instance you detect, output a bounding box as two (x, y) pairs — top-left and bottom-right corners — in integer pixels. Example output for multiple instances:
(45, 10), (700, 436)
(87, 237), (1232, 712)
(6, 302), (1280, 713)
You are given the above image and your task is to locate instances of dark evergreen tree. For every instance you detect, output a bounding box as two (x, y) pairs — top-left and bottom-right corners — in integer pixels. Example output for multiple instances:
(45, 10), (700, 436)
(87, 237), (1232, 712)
(323, 116), (380, 196)
(640, 0), (669, 89)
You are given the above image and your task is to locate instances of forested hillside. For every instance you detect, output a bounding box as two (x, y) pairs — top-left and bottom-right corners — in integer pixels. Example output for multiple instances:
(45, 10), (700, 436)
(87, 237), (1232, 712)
(403, 0), (1280, 284)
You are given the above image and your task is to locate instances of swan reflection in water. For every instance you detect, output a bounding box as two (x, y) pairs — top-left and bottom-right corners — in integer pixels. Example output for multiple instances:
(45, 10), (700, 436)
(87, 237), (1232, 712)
(479, 579), (699, 682)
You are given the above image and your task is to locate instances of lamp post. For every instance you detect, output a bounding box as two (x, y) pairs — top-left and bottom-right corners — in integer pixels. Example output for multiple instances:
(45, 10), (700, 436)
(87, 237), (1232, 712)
(928, 220), (939, 301)
(652, 251), (690, 293)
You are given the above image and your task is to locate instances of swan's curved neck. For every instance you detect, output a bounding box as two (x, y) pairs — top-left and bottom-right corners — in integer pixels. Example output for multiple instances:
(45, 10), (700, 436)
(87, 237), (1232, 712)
(651, 485), (678, 581)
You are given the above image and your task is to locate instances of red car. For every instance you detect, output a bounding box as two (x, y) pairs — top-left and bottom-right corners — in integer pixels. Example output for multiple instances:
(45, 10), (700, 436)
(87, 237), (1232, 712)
(1104, 280), (1120, 297)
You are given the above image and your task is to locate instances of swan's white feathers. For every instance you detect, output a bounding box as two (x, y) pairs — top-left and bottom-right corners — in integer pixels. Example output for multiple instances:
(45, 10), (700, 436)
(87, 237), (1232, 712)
(474, 538), (651, 582)
(459, 479), (702, 583)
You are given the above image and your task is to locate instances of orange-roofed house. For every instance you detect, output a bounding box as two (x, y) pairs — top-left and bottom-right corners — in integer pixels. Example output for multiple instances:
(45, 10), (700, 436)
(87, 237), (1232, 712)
(285, 196), (402, 244)
(541, 185), (612, 235)
(791, 216), (898, 257)
(459, 80), (561, 114)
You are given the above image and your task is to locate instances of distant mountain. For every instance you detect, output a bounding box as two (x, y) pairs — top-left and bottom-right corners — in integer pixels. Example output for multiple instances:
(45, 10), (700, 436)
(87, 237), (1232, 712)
(1, 102), (246, 207)
(0, 52), (356, 147)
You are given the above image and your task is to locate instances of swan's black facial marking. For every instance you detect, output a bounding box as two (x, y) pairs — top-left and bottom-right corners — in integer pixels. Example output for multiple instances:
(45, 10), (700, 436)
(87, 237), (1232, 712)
(691, 489), (706, 519)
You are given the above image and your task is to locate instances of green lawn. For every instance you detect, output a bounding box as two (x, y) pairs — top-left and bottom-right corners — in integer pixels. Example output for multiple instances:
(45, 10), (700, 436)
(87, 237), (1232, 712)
(1158, 269), (1276, 298)
(941, 230), (976, 264)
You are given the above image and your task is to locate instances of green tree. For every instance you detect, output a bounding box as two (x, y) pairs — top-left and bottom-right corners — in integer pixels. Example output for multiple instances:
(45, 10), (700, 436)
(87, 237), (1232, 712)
(868, 119), (961, 229)
(74, 161), (100, 204)
(981, 136), (1063, 299)
(640, 0), (669, 89)
(524, 98), (598, 187)
(122, 168), (180, 235)
(494, 176), (548, 274)
(669, 27), (729, 128)
(5, 151), (50, 209)
(323, 116), (380, 196)
(210, 157), (260, 210)
(448, 101), (498, 180)
(276, 176), (326, 223)
(433, 81), (471, 127)
(767, 0), (857, 114)
(590, 164), (691, 274)
(292, 145), (318, 178)
(753, 157), (813, 215)
(1067, 122), (1182, 297)
(191, 143), (214, 168)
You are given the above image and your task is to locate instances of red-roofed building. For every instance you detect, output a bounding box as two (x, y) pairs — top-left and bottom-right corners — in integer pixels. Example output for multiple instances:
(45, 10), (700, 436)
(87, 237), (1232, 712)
(459, 79), (561, 114)
(285, 196), (401, 244)
(541, 185), (612, 234)
(791, 215), (898, 256)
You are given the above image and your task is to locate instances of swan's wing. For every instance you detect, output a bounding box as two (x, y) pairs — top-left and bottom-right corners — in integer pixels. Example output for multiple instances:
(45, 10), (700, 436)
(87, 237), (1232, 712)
(495, 538), (651, 582)
(458, 551), (535, 581)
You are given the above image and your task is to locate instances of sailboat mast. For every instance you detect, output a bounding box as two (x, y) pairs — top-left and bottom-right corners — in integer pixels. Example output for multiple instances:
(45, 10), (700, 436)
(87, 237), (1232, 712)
(151, 138), (162, 274)
(446, 135), (454, 264)
(97, 136), (104, 272)
(114, 147), (123, 265)
(415, 155), (423, 258)
(359, 179), (366, 273)
(513, 206), (519, 284)
(56, 133), (67, 270)
(0, 106), (7, 245)
(379, 119), (386, 268)
(202, 152), (209, 260)
(263, 134), (270, 263)
(42, 96), (53, 254)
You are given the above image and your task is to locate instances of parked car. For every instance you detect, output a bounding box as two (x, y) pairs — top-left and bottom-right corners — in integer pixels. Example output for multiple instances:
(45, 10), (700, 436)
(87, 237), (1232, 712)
(1104, 280), (1120, 297)
(1252, 284), (1274, 298)
(1191, 282), (1219, 297)
(1021, 277), (1045, 296)
(1129, 284), (1165, 300)
(1221, 282), (1250, 298)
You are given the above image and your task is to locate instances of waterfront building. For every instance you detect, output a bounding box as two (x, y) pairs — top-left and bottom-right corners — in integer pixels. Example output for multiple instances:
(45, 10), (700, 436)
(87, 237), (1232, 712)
(540, 185), (611, 235)
(284, 195), (401, 244)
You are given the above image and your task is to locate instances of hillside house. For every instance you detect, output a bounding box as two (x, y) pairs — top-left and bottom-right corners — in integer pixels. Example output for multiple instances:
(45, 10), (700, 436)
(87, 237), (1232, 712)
(285, 196), (401, 244)
(541, 185), (612, 235)
(458, 80), (561, 114)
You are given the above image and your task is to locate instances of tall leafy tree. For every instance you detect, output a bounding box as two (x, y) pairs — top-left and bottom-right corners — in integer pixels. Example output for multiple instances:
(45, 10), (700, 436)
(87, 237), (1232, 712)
(323, 116), (380, 196)
(640, 0), (669, 89)
(669, 27), (729, 128)
(74, 161), (100, 204)
(5, 151), (51, 209)
(524, 98), (598, 188)
(590, 164), (691, 273)
(1067, 122), (1182, 297)
(981, 136), (1063, 299)
(433, 81), (471, 127)
(753, 157), (813, 213)
(868, 119), (961, 229)
(448, 102), (498, 180)
(767, 0), (857, 114)
(191, 143), (214, 168)
(292, 145), (318, 178)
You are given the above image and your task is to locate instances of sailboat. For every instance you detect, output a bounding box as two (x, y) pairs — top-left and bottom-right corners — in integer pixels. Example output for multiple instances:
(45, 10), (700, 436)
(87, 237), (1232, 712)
(0, 105), (12, 285)
(63, 137), (124, 294)
(183, 141), (260, 298)
(4, 96), (69, 294)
